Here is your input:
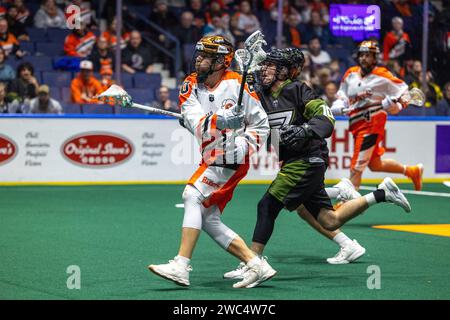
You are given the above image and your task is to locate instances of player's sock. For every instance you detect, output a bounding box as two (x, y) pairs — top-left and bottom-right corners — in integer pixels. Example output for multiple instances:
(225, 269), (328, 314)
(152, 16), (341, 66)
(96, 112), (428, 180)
(174, 255), (191, 268)
(332, 232), (353, 248)
(364, 190), (386, 207)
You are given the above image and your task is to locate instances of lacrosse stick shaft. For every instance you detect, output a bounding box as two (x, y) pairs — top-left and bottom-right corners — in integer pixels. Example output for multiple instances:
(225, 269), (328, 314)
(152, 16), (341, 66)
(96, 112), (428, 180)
(131, 102), (182, 119)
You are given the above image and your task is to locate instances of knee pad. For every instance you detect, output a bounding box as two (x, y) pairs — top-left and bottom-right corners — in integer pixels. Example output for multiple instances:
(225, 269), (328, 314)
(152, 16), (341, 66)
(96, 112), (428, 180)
(202, 209), (237, 249)
(181, 185), (205, 230)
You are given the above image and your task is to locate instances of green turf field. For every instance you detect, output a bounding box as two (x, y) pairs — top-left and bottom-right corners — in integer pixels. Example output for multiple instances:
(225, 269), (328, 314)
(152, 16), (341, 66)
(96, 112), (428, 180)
(1, 183), (449, 300)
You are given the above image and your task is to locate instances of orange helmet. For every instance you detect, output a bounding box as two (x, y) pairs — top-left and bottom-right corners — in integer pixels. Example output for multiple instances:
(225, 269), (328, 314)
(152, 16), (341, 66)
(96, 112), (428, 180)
(357, 40), (380, 55)
(195, 35), (234, 68)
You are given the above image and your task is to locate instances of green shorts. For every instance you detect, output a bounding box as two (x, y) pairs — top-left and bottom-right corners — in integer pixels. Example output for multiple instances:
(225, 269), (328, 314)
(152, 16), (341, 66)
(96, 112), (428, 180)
(268, 158), (333, 218)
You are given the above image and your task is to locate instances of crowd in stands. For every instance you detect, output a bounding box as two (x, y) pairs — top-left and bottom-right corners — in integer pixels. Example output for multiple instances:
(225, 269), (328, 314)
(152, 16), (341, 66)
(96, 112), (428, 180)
(0, 0), (448, 116)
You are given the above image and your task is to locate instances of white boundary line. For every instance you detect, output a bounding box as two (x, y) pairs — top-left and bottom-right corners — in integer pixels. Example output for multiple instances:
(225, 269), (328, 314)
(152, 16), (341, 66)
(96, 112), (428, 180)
(359, 185), (450, 198)
(444, 181), (450, 188)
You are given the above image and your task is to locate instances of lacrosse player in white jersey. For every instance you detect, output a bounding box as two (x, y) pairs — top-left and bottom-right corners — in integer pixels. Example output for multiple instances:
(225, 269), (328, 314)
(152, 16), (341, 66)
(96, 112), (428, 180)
(330, 40), (423, 191)
(148, 35), (277, 289)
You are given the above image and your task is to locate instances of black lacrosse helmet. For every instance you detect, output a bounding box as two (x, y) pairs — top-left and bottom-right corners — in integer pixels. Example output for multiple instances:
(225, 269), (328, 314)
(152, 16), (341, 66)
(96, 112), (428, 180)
(257, 48), (291, 89)
(283, 47), (305, 79)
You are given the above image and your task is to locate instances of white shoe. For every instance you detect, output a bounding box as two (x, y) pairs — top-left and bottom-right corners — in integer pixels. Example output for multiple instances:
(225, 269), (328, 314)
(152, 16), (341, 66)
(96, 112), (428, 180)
(233, 257), (277, 289)
(148, 258), (192, 287)
(327, 240), (366, 264)
(335, 178), (361, 202)
(378, 177), (411, 213)
(223, 262), (248, 280)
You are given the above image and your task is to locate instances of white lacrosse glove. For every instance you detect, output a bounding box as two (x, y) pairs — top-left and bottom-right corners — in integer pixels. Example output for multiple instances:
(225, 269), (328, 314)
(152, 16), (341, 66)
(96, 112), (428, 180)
(233, 136), (248, 164)
(381, 96), (397, 110)
(216, 105), (245, 130)
(331, 99), (349, 116)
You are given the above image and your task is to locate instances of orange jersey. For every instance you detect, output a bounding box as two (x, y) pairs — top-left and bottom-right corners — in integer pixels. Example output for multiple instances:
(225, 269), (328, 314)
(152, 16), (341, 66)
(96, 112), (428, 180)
(71, 75), (103, 104)
(102, 31), (130, 50)
(337, 66), (408, 133)
(64, 31), (96, 57)
(0, 32), (19, 56)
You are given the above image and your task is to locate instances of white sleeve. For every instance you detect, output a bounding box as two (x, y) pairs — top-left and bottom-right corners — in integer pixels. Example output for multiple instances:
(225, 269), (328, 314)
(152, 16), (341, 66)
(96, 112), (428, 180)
(241, 87), (269, 154)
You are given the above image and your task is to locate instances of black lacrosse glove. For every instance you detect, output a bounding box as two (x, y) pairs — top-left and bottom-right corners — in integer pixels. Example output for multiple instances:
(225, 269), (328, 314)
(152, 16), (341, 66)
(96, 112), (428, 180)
(279, 123), (314, 152)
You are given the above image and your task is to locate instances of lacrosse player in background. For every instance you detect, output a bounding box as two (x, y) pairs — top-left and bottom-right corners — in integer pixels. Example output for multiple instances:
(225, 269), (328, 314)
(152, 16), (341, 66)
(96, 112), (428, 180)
(148, 35), (277, 289)
(331, 41), (423, 191)
(224, 48), (412, 280)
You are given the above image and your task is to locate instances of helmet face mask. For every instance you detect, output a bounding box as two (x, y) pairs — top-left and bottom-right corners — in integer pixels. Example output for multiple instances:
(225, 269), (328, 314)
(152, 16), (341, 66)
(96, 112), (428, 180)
(357, 40), (379, 74)
(192, 36), (234, 83)
(257, 49), (291, 89)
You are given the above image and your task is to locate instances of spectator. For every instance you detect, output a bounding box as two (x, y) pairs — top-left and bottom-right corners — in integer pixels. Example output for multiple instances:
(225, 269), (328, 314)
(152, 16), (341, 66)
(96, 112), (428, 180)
(0, 18), (24, 58)
(23, 85), (63, 114)
(321, 81), (338, 107)
(189, 0), (206, 30)
(383, 17), (412, 64)
(307, 37), (331, 69)
(99, 67), (114, 92)
(0, 47), (15, 82)
(436, 82), (450, 116)
(315, 67), (331, 96)
(205, 1), (230, 30)
(204, 14), (235, 46)
(302, 10), (333, 47)
(0, 82), (20, 113)
(34, 0), (67, 29)
(283, 13), (302, 48)
(172, 11), (202, 46)
(407, 60), (443, 108)
(8, 62), (39, 101)
(309, 0), (329, 23)
(230, 0), (261, 43)
(149, 0), (177, 69)
(102, 17), (130, 50)
(71, 60), (103, 104)
(64, 21), (96, 57)
(89, 36), (114, 73)
(298, 52), (314, 85)
(329, 59), (342, 83)
(386, 59), (403, 79)
(270, 0), (301, 23)
(149, 85), (178, 113)
(122, 30), (154, 74)
(6, 5), (29, 41)
(13, 0), (30, 26)
(292, 0), (312, 25)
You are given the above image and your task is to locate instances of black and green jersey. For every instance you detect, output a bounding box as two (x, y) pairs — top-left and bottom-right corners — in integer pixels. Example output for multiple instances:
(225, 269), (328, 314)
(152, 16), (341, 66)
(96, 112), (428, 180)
(256, 80), (335, 164)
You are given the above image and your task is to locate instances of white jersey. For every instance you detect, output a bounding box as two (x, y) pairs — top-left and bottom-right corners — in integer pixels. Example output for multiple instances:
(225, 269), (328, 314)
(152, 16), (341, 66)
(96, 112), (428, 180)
(337, 66), (408, 130)
(180, 70), (269, 164)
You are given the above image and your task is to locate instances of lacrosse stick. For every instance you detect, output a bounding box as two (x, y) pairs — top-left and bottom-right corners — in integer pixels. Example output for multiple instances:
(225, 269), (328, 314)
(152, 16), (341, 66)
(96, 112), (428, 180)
(342, 87), (426, 114)
(235, 30), (267, 112)
(97, 84), (182, 119)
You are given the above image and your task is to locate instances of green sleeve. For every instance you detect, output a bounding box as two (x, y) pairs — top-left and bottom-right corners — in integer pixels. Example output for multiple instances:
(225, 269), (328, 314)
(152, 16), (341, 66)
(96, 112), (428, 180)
(303, 98), (336, 126)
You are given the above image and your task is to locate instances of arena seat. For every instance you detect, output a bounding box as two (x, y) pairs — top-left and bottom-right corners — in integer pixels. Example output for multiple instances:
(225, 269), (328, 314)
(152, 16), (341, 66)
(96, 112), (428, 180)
(82, 104), (115, 114)
(61, 102), (82, 114)
(133, 73), (162, 89)
(42, 71), (72, 87)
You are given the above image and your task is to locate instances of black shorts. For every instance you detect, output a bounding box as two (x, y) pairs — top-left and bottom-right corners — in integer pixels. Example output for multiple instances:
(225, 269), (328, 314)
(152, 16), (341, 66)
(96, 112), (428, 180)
(268, 158), (334, 218)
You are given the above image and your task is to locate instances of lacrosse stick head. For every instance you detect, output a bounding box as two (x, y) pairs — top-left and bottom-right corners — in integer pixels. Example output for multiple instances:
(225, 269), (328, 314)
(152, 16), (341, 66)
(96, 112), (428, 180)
(406, 87), (426, 107)
(234, 31), (267, 73)
(97, 84), (133, 108)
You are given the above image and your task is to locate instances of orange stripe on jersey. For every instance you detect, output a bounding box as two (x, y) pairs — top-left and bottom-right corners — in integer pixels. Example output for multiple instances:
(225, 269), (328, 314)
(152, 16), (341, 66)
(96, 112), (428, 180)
(178, 73), (197, 107)
(188, 162), (208, 186)
(341, 66), (361, 82)
(222, 71), (260, 101)
(371, 67), (404, 84)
